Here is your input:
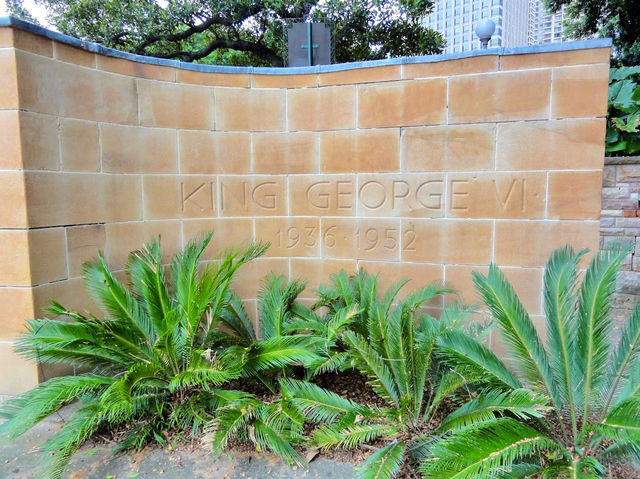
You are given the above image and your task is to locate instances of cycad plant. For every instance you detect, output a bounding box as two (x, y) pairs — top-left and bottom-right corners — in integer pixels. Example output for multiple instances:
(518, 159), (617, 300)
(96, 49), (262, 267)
(421, 243), (640, 478)
(298, 273), (547, 479)
(0, 233), (306, 478)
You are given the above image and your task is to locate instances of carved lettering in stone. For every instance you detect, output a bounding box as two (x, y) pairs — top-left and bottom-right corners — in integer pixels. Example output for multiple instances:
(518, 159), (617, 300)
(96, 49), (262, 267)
(181, 182), (214, 212)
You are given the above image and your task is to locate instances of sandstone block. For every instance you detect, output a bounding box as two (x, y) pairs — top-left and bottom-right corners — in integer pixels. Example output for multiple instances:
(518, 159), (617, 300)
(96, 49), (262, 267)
(216, 88), (285, 131)
(290, 258), (357, 299)
(402, 124), (495, 172)
(54, 42), (96, 67)
(255, 217), (321, 258)
(177, 70), (250, 87)
(19, 111), (60, 170)
(403, 55), (499, 79)
(101, 124), (177, 173)
(219, 177), (286, 216)
(144, 176), (217, 220)
(139, 80), (213, 129)
(447, 172), (546, 219)
(253, 132), (317, 174)
(104, 220), (181, 270)
(0, 171), (28, 228)
(0, 288), (35, 340)
(551, 64), (609, 119)
(0, 111), (21, 170)
(401, 219), (493, 264)
(182, 218), (255, 258)
(495, 220), (600, 267)
(289, 174), (357, 217)
(547, 170), (603, 220)
(496, 119), (605, 170)
(252, 74), (317, 88)
(356, 173), (445, 218)
(66, 224), (106, 278)
(358, 79), (446, 128)
(179, 130), (250, 174)
(320, 129), (399, 173)
(288, 86), (355, 131)
(0, 342), (39, 394)
(449, 69), (551, 123)
(0, 49), (19, 110)
(97, 56), (175, 81)
(319, 65), (400, 86)
(60, 119), (100, 172)
(500, 48), (610, 70)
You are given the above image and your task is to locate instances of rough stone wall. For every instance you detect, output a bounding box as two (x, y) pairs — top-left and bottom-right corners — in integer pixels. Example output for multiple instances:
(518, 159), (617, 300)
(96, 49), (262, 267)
(0, 24), (610, 394)
(602, 157), (640, 321)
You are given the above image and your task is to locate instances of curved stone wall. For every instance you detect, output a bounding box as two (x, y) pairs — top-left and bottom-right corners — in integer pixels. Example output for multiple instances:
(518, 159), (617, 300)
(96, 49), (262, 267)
(0, 19), (611, 394)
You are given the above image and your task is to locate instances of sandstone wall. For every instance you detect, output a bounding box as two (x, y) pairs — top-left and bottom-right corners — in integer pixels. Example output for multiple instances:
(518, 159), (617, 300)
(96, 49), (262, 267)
(0, 21), (610, 394)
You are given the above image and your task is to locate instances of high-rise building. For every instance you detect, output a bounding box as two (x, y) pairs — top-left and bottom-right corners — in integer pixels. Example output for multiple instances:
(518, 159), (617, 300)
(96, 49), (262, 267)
(422, 0), (566, 53)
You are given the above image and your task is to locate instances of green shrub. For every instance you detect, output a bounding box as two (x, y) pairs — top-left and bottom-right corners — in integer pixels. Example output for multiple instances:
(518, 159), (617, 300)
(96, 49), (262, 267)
(421, 243), (640, 478)
(0, 233), (318, 478)
(607, 66), (640, 155)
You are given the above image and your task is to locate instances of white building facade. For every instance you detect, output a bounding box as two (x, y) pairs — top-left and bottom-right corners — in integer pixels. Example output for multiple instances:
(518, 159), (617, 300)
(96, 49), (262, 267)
(422, 0), (566, 53)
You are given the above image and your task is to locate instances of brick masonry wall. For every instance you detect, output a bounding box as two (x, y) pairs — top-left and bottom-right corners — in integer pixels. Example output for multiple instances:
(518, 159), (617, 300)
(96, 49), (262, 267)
(0, 25), (610, 394)
(602, 156), (640, 322)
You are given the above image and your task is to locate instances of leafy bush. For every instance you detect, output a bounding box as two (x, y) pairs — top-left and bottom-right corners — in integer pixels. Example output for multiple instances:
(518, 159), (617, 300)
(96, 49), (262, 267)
(0, 233), (294, 478)
(422, 243), (640, 477)
(607, 66), (640, 155)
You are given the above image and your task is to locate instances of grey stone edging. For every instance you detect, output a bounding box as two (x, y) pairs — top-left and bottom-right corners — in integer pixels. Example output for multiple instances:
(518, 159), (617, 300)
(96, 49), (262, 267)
(605, 156), (640, 166)
(0, 15), (613, 75)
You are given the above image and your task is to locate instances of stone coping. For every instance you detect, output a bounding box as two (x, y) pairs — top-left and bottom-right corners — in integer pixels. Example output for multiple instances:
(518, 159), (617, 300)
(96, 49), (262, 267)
(605, 156), (640, 165)
(0, 15), (612, 75)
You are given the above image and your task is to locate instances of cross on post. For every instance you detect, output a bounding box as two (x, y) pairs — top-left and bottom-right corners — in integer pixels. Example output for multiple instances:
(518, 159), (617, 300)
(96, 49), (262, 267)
(300, 22), (319, 66)
(287, 22), (331, 67)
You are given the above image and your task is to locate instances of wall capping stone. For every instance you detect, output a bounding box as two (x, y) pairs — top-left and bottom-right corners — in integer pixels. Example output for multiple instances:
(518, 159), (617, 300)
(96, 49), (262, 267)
(605, 156), (640, 166)
(0, 15), (612, 75)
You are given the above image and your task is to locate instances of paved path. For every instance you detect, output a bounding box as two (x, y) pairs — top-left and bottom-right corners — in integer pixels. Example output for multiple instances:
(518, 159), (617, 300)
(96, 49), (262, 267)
(0, 408), (355, 479)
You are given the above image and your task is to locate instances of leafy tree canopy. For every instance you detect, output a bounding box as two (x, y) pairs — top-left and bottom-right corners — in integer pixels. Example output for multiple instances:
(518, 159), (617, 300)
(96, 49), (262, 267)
(7, 0), (444, 66)
(546, 0), (640, 66)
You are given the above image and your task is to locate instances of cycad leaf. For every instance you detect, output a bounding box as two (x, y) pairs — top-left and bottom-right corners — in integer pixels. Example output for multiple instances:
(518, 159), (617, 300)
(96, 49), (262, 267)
(607, 298), (640, 408)
(252, 416), (305, 466)
(439, 389), (548, 432)
(355, 441), (406, 479)
(311, 422), (397, 450)
(543, 245), (585, 408)
(343, 331), (400, 407)
(258, 273), (305, 340)
(473, 266), (554, 397)
(219, 291), (256, 343)
(595, 397), (640, 441)
(280, 378), (369, 424)
(424, 370), (465, 422)
(436, 330), (522, 390)
(419, 418), (561, 479)
(576, 243), (631, 421)
(0, 374), (112, 438)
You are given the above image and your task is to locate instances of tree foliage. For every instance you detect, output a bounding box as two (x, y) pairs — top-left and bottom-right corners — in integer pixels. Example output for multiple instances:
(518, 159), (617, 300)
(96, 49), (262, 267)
(546, 0), (640, 66)
(8, 0), (444, 66)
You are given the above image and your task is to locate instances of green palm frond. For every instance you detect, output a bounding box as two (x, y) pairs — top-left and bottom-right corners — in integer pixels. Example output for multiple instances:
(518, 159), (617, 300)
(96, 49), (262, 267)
(306, 351), (349, 377)
(419, 418), (562, 479)
(424, 370), (465, 421)
(218, 291), (257, 343)
(39, 403), (105, 479)
(342, 330), (400, 407)
(576, 243), (631, 426)
(543, 245), (585, 413)
(0, 374), (113, 438)
(311, 422), (398, 450)
(206, 396), (260, 456)
(436, 330), (522, 390)
(438, 389), (548, 432)
(473, 265), (556, 400)
(168, 354), (242, 392)
(84, 251), (156, 346)
(258, 273), (306, 340)
(232, 335), (323, 376)
(127, 237), (173, 337)
(594, 397), (640, 441)
(251, 416), (305, 466)
(355, 441), (406, 479)
(280, 378), (369, 424)
(606, 298), (640, 409)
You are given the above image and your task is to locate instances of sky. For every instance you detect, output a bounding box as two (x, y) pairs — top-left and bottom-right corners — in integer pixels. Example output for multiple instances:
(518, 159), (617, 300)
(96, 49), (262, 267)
(0, 0), (50, 24)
